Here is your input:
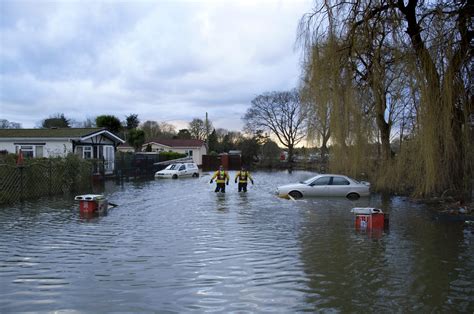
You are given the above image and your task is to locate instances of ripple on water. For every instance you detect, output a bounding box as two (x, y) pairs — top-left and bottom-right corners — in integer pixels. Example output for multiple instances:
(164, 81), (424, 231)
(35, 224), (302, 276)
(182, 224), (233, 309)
(0, 171), (472, 312)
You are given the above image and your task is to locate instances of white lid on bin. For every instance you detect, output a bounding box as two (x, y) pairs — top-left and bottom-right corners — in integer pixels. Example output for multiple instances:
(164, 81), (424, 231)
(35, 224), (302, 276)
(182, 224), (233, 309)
(350, 207), (383, 215)
(74, 194), (105, 201)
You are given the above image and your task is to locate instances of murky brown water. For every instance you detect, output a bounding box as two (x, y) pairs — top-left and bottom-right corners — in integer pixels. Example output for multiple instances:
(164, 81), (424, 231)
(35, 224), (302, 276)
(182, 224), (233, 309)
(0, 171), (472, 312)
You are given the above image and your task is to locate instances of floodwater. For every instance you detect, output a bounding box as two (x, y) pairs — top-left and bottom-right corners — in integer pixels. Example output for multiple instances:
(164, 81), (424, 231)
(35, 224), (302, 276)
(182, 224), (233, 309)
(0, 171), (472, 312)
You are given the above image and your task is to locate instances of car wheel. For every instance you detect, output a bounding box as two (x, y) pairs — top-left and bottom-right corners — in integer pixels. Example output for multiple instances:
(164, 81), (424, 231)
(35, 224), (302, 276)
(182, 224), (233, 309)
(172, 174), (178, 179)
(347, 193), (360, 200)
(192, 173), (199, 178)
(288, 191), (303, 199)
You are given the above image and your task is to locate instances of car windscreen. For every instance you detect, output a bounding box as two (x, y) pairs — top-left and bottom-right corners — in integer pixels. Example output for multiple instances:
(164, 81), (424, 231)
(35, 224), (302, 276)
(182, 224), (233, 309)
(166, 164), (179, 170)
(302, 176), (318, 184)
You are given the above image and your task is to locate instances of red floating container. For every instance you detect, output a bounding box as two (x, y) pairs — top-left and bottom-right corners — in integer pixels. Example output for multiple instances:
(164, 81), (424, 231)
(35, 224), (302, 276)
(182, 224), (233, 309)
(351, 208), (386, 230)
(75, 194), (108, 214)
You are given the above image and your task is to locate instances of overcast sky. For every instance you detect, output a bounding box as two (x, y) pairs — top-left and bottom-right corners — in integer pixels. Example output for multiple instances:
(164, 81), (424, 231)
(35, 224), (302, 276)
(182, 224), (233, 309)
(0, 0), (313, 131)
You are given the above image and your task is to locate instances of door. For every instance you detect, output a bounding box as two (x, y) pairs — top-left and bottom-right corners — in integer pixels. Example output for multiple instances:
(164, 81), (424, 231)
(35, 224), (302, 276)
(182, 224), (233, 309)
(308, 176), (331, 196)
(103, 146), (114, 174)
(329, 176), (351, 196)
(178, 164), (188, 177)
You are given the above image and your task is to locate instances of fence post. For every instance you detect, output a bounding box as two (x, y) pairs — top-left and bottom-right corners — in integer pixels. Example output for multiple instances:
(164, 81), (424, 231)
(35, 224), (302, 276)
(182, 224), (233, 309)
(49, 159), (52, 196)
(19, 165), (24, 202)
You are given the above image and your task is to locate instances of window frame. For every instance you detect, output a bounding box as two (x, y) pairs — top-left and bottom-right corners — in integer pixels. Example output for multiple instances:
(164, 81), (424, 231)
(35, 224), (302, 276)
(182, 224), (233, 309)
(310, 176), (332, 186)
(15, 144), (44, 158)
(82, 146), (93, 159)
(331, 176), (350, 186)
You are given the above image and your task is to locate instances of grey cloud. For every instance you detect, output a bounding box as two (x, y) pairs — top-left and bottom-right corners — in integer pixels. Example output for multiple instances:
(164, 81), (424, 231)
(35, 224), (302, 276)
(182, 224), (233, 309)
(1, 0), (313, 129)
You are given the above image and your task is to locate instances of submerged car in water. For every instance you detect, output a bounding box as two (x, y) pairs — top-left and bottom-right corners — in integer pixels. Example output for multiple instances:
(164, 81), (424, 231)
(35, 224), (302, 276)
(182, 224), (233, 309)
(276, 174), (370, 200)
(154, 162), (199, 179)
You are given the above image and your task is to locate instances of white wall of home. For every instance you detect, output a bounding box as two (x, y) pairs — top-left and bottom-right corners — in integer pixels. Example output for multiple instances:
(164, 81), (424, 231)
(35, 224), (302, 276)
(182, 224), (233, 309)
(146, 143), (207, 165)
(44, 141), (73, 157)
(0, 140), (73, 158)
(0, 136), (117, 159)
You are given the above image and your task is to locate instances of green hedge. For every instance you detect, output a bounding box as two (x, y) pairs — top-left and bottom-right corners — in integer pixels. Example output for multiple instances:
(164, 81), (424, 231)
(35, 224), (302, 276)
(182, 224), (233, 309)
(159, 151), (187, 161)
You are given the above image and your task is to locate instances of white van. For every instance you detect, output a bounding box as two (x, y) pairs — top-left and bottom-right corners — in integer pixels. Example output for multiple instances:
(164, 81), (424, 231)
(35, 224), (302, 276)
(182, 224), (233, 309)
(154, 162), (199, 179)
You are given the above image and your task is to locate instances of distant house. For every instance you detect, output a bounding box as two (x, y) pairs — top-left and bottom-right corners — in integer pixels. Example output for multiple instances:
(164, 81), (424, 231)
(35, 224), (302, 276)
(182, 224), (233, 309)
(0, 128), (125, 174)
(117, 143), (135, 153)
(142, 139), (207, 166)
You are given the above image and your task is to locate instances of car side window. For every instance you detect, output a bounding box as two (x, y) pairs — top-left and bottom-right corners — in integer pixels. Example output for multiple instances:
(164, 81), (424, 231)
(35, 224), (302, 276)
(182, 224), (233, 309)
(179, 165), (185, 171)
(310, 176), (331, 186)
(331, 177), (350, 185)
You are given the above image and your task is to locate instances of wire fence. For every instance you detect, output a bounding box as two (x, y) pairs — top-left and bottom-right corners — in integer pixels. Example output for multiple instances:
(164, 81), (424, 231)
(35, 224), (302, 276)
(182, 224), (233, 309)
(0, 157), (94, 204)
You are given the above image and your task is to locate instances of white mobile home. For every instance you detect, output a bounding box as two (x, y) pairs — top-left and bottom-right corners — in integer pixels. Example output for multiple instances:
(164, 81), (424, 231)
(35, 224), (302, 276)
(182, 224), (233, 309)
(0, 128), (125, 174)
(142, 139), (207, 166)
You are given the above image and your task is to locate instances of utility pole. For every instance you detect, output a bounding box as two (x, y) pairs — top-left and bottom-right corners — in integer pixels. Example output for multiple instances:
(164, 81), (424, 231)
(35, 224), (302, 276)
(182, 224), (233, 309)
(205, 112), (209, 147)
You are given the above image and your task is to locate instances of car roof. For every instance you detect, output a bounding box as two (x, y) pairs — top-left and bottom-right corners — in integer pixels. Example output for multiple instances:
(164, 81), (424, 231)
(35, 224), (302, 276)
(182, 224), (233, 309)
(313, 174), (350, 178)
(307, 174), (352, 181)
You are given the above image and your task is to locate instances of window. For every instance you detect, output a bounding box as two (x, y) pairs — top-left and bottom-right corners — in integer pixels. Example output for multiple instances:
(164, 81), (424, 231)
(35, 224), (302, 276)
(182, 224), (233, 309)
(187, 150), (193, 156)
(19, 146), (34, 158)
(332, 177), (350, 185)
(179, 165), (185, 171)
(35, 146), (43, 158)
(83, 146), (92, 159)
(16, 145), (43, 158)
(310, 176), (331, 186)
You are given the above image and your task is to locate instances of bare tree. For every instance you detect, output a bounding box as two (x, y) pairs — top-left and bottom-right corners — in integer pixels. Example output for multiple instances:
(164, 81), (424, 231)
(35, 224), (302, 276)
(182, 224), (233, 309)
(0, 119), (21, 129)
(243, 89), (307, 165)
(215, 128), (241, 145)
(189, 118), (212, 140)
(158, 122), (177, 138)
(141, 121), (161, 141)
(81, 117), (96, 128)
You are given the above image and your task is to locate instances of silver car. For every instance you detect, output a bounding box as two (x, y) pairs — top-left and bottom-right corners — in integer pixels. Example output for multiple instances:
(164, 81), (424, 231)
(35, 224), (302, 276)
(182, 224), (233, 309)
(276, 174), (370, 200)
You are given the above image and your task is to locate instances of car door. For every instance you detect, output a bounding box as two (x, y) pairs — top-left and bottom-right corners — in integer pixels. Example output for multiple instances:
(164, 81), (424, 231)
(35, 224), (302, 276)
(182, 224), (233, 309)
(187, 163), (197, 176)
(177, 164), (187, 177)
(308, 176), (332, 196)
(329, 176), (351, 196)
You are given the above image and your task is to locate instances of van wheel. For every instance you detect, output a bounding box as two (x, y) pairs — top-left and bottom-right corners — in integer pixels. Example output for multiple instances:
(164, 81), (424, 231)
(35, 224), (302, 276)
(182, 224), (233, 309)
(288, 191), (303, 199)
(192, 173), (199, 178)
(172, 174), (178, 179)
(347, 193), (360, 200)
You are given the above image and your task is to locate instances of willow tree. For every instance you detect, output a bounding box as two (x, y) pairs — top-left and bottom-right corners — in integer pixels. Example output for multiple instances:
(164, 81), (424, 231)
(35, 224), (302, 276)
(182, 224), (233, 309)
(300, 34), (375, 177)
(300, 43), (332, 157)
(243, 90), (307, 166)
(299, 0), (473, 197)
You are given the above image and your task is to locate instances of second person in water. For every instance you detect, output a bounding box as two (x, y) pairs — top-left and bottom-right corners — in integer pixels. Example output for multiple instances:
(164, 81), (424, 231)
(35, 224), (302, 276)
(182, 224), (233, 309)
(234, 166), (254, 192)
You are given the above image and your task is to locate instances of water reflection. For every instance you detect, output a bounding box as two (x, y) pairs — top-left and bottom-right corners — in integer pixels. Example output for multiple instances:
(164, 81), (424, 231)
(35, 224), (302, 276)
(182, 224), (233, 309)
(0, 171), (472, 312)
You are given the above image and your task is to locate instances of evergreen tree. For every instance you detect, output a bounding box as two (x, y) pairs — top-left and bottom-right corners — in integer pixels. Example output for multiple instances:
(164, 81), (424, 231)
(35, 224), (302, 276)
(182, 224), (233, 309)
(207, 129), (219, 153)
(96, 115), (122, 134)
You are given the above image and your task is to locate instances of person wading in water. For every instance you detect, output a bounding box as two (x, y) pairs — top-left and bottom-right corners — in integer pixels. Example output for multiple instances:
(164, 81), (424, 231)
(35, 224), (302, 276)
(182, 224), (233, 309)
(210, 165), (230, 193)
(234, 166), (254, 192)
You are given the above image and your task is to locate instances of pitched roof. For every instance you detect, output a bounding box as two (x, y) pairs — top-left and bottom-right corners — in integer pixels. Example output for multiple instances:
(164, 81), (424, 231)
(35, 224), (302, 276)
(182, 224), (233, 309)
(146, 138), (206, 147)
(0, 128), (103, 138)
(0, 128), (124, 143)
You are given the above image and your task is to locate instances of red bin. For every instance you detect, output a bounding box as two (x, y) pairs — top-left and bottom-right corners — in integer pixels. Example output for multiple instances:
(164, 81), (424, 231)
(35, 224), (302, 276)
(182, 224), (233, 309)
(75, 194), (108, 214)
(351, 208), (386, 230)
